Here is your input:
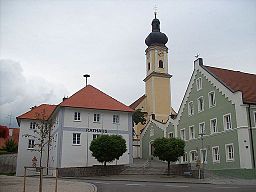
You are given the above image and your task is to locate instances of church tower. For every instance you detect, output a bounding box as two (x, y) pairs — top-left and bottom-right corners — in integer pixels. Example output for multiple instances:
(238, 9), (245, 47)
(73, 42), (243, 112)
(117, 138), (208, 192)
(144, 13), (172, 122)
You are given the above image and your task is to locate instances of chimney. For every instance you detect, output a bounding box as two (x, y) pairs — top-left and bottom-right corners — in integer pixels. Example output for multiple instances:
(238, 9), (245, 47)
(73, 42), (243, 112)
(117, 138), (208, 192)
(194, 58), (203, 66)
(63, 96), (68, 101)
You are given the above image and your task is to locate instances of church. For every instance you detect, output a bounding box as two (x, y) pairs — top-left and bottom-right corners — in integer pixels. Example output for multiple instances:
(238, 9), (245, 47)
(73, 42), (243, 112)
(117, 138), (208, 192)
(130, 12), (176, 140)
(131, 13), (256, 170)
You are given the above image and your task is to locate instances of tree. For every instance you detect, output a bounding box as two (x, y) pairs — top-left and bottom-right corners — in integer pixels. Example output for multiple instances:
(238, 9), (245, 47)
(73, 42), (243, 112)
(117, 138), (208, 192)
(90, 135), (127, 166)
(152, 137), (185, 176)
(23, 110), (54, 168)
(132, 109), (146, 125)
(3, 139), (18, 152)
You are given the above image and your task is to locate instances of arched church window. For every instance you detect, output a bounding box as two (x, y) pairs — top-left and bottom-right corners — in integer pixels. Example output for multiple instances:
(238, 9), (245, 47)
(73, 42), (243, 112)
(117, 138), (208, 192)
(159, 60), (163, 68)
(148, 62), (150, 71)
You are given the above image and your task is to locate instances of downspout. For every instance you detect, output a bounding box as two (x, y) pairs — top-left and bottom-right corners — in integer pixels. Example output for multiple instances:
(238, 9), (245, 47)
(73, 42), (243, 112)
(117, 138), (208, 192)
(248, 104), (255, 169)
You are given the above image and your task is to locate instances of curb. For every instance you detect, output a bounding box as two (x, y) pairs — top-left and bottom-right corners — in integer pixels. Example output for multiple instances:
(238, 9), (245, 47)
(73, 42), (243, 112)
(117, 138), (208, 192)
(61, 176), (212, 185)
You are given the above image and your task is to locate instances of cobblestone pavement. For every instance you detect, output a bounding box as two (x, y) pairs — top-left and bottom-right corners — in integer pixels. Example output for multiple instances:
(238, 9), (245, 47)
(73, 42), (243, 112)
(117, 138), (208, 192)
(0, 175), (97, 192)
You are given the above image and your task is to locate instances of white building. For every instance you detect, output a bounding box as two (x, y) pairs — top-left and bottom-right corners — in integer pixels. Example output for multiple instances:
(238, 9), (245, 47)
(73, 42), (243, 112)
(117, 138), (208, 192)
(16, 85), (134, 176)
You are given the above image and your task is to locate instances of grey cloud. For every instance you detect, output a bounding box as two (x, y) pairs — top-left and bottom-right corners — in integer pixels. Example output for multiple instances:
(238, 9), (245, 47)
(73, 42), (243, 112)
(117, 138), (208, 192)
(0, 59), (68, 127)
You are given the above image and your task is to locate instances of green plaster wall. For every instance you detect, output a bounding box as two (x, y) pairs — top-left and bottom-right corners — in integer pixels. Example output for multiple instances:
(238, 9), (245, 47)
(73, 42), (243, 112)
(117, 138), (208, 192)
(184, 129), (240, 169)
(176, 70), (240, 169)
(166, 122), (174, 137)
(142, 122), (164, 159)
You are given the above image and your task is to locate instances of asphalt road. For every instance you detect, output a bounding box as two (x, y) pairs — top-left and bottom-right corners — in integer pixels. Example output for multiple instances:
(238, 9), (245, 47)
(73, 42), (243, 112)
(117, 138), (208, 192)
(87, 179), (256, 192)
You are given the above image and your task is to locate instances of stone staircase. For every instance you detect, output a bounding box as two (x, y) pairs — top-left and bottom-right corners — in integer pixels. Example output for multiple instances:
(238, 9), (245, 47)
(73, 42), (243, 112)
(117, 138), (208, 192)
(120, 159), (168, 175)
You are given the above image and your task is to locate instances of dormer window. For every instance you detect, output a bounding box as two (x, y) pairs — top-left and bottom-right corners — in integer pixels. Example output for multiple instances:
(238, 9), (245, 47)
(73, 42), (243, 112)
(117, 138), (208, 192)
(159, 60), (163, 68)
(148, 62), (150, 71)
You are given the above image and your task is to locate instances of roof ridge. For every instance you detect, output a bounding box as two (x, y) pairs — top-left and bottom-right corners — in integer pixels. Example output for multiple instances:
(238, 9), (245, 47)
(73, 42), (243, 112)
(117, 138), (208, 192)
(204, 65), (256, 76)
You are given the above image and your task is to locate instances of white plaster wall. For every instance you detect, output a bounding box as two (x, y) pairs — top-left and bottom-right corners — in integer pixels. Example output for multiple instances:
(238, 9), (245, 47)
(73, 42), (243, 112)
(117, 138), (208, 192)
(61, 131), (87, 167)
(62, 108), (129, 131)
(16, 120), (48, 176)
(237, 128), (253, 169)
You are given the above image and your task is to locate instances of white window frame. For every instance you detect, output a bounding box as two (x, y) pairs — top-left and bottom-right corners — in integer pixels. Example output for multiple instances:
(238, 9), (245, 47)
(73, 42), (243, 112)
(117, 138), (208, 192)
(93, 134), (100, 140)
(210, 118), (218, 134)
(93, 113), (100, 123)
(28, 139), (35, 149)
(190, 150), (197, 162)
(199, 122), (205, 135)
(208, 91), (216, 108)
(189, 125), (195, 139)
(188, 101), (194, 116)
(253, 111), (256, 126)
(196, 77), (202, 91)
(223, 113), (232, 130)
(180, 128), (186, 141)
(73, 133), (81, 145)
(169, 132), (174, 138)
(197, 96), (204, 112)
(212, 146), (220, 163)
(74, 112), (81, 121)
(113, 114), (119, 124)
(225, 143), (234, 162)
(200, 148), (207, 164)
(30, 122), (36, 129)
(181, 152), (188, 163)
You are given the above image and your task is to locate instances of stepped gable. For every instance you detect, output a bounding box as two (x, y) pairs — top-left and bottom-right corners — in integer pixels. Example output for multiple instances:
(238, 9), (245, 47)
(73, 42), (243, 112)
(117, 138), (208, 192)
(204, 66), (256, 104)
(60, 85), (134, 112)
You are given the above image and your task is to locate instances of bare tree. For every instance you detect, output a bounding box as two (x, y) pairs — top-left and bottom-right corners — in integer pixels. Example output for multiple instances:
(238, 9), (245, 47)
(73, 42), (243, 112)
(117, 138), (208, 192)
(23, 109), (54, 169)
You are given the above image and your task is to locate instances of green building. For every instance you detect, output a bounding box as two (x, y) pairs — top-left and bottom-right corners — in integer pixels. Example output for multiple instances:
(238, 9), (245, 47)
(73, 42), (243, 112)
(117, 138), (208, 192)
(141, 58), (256, 170)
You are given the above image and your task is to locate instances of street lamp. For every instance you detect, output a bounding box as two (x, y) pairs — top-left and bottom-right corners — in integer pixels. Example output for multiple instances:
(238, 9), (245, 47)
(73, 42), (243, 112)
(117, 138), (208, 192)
(198, 132), (205, 179)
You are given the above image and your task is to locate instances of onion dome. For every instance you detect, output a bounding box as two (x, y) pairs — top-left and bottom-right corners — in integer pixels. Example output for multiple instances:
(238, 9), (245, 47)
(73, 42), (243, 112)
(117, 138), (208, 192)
(145, 13), (168, 46)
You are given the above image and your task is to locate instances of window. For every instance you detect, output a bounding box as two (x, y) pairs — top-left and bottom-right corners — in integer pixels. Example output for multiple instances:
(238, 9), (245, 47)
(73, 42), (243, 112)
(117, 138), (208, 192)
(189, 126), (195, 139)
(208, 91), (216, 108)
(73, 133), (81, 145)
(188, 101), (194, 116)
(30, 122), (36, 129)
(169, 132), (174, 138)
(180, 129), (186, 140)
(113, 115), (119, 124)
(93, 134), (100, 140)
(200, 149), (207, 163)
(212, 146), (220, 163)
(28, 139), (35, 149)
(74, 112), (81, 121)
(223, 114), (232, 130)
(182, 152), (188, 163)
(159, 60), (163, 68)
(94, 114), (100, 122)
(199, 122), (205, 134)
(226, 144), (234, 161)
(196, 77), (202, 91)
(190, 150), (197, 162)
(148, 62), (150, 71)
(210, 118), (218, 134)
(253, 111), (256, 125)
(197, 96), (204, 112)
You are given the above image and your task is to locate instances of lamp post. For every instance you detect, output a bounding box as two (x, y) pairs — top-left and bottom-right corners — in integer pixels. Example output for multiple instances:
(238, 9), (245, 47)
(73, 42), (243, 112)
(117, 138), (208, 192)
(198, 132), (205, 179)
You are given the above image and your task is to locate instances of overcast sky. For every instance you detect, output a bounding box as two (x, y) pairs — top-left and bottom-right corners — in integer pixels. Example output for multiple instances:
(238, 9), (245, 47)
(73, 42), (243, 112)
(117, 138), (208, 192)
(0, 0), (256, 127)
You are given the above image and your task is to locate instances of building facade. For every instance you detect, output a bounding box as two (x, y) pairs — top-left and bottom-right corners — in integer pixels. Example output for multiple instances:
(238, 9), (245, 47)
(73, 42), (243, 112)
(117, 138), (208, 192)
(141, 58), (256, 170)
(16, 85), (134, 176)
(130, 13), (175, 140)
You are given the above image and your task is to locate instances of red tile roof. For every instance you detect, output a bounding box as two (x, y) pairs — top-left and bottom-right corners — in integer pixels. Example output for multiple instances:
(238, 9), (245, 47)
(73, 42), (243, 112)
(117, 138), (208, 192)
(17, 104), (57, 123)
(60, 85), (134, 112)
(204, 66), (256, 104)
(129, 95), (146, 110)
